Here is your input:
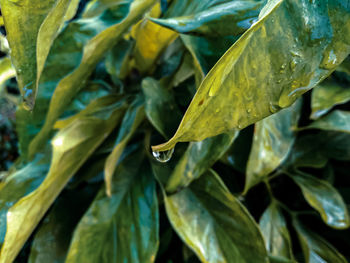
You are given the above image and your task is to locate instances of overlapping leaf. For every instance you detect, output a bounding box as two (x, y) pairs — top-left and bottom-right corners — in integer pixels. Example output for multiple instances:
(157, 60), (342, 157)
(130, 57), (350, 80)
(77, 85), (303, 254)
(153, 0), (350, 152)
(0, 0), (72, 110)
(66, 150), (159, 263)
(0, 96), (126, 263)
(245, 99), (301, 192)
(28, 0), (157, 159)
(294, 220), (347, 263)
(291, 171), (349, 229)
(153, 166), (269, 263)
(302, 110), (350, 133)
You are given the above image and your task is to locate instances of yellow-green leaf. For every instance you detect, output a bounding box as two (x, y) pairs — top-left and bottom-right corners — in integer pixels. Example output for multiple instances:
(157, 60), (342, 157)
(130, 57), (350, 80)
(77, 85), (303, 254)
(153, 0), (350, 152)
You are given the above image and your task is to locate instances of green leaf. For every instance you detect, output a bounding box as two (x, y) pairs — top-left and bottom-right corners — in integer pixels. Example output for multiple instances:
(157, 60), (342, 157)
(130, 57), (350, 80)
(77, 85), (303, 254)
(153, 0), (350, 152)
(302, 110), (350, 133)
(150, 1), (262, 37)
(259, 202), (294, 260)
(28, 185), (99, 263)
(104, 95), (145, 196)
(165, 132), (238, 193)
(0, 57), (15, 90)
(245, 99), (301, 192)
(311, 79), (350, 119)
(293, 220), (347, 263)
(0, 157), (49, 246)
(291, 171), (350, 229)
(0, 0), (72, 110)
(142, 77), (183, 139)
(0, 96), (126, 263)
(65, 150), (159, 263)
(28, 0), (157, 159)
(156, 168), (269, 263)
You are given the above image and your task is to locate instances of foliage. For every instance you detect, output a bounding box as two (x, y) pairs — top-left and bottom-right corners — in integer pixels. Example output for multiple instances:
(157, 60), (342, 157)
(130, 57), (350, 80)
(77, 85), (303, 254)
(0, 0), (350, 262)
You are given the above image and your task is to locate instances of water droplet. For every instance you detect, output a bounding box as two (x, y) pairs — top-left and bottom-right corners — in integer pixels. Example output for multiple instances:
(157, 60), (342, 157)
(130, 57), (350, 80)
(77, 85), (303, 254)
(320, 48), (338, 69)
(238, 124), (242, 129)
(215, 108), (220, 113)
(246, 108), (251, 113)
(22, 82), (34, 111)
(279, 63), (287, 73)
(276, 79), (282, 84)
(269, 102), (279, 113)
(152, 148), (174, 163)
(290, 50), (302, 57)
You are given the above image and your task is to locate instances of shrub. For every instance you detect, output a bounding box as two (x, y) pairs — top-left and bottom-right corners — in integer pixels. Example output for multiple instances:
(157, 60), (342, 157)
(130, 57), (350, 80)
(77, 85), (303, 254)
(0, 0), (350, 262)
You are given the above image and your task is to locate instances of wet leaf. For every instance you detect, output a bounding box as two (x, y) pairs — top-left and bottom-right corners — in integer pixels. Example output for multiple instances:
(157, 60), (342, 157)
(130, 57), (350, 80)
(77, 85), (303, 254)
(28, 0), (157, 159)
(259, 202), (294, 260)
(291, 171), (350, 229)
(0, 96), (126, 263)
(156, 168), (269, 263)
(311, 79), (350, 119)
(65, 150), (159, 263)
(302, 110), (350, 133)
(142, 77), (182, 139)
(150, 1), (262, 37)
(245, 99), (301, 192)
(0, 0), (72, 110)
(104, 95), (145, 196)
(165, 132), (238, 193)
(293, 220), (347, 263)
(153, 0), (350, 152)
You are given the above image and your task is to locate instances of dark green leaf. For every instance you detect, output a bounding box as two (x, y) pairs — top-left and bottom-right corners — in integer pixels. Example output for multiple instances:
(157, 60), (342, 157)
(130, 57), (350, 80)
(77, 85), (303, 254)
(0, 96), (126, 263)
(156, 168), (269, 263)
(291, 171), (349, 229)
(165, 132), (238, 193)
(245, 99), (301, 192)
(259, 202), (294, 260)
(293, 220), (347, 263)
(302, 110), (350, 133)
(65, 150), (159, 263)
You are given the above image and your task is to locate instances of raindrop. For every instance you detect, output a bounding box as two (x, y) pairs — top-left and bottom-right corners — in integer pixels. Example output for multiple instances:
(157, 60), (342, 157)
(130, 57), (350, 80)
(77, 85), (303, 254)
(290, 58), (298, 71)
(320, 48), (338, 70)
(152, 148), (174, 163)
(269, 102), (279, 113)
(22, 82), (34, 111)
(279, 63), (287, 73)
(246, 108), (251, 113)
(290, 50), (302, 57)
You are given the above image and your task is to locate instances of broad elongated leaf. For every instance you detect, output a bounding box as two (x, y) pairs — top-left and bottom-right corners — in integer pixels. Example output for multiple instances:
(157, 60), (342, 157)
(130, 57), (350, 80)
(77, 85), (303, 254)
(154, 168), (269, 263)
(259, 202), (294, 261)
(104, 95), (145, 196)
(0, 96), (126, 263)
(150, 1), (262, 37)
(65, 150), (159, 263)
(153, 0), (350, 152)
(165, 132), (238, 193)
(28, 185), (99, 263)
(28, 0), (157, 159)
(311, 79), (350, 120)
(293, 220), (347, 263)
(291, 171), (350, 229)
(142, 77), (182, 139)
(245, 99), (301, 192)
(302, 110), (350, 133)
(0, 157), (49, 246)
(0, 0), (71, 110)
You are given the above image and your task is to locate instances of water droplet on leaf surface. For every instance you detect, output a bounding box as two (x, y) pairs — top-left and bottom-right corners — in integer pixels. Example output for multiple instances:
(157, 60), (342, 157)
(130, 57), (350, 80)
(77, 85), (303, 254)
(152, 148), (174, 163)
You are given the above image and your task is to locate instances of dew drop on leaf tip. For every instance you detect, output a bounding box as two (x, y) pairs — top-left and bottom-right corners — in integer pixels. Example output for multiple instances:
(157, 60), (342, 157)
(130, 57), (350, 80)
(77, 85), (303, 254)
(152, 148), (174, 163)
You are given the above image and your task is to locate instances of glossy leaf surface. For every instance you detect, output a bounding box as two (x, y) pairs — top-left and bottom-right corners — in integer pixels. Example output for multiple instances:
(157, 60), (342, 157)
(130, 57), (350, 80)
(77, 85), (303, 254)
(294, 220), (347, 263)
(303, 110), (350, 133)
(161, 169), (268, 263)
(153, 0), (350, 152)
(311, 79), (350, 119)
(245, 100), (301, 192)
(292, 171), (350, 229)
(259, 202), (294, 261)
(0, 96), (126, 263)
(28, 0), (156, 158)
(150, 1), (262, 37)
(66, 150), (159, 263)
